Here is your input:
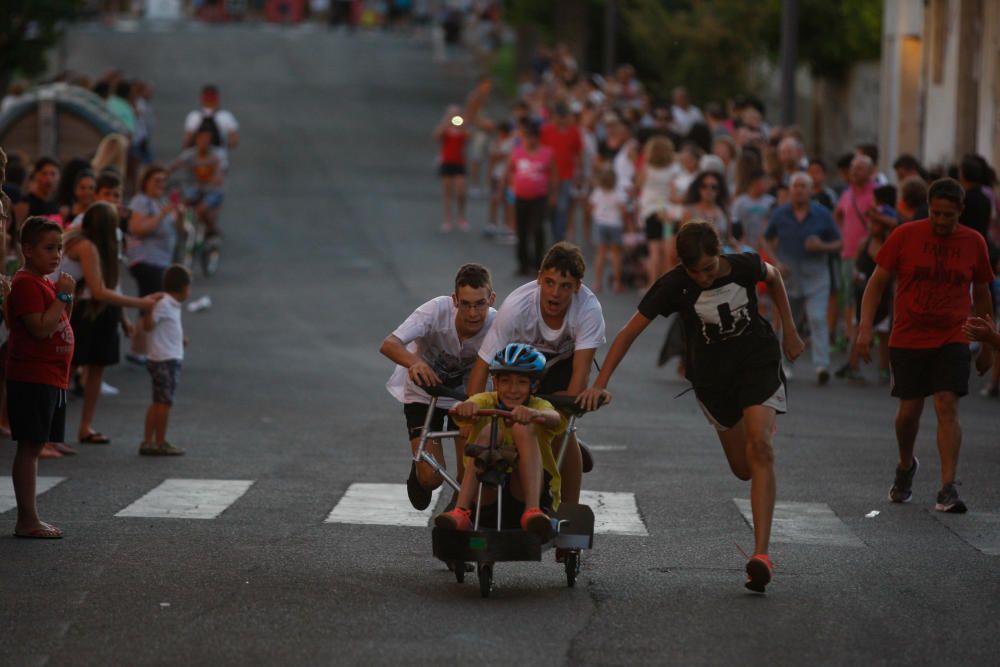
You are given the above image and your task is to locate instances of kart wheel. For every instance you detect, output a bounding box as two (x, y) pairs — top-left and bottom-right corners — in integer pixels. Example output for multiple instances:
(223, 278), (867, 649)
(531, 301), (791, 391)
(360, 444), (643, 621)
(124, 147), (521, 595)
(478, 563), (493, 598)
(454, 561), (466, 584)
(565, 551), (580, 588)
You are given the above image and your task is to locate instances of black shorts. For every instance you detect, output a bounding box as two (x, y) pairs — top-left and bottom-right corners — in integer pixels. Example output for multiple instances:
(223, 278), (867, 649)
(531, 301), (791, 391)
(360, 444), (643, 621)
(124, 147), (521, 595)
(473, 471), (555, 529)
(644, 214), (664, 241)
(694, 361), (787, 430)
(537, 355), (574, 395)
(129, 262), (166, 298)
(403, 402), (453, 441)
(438, 163), (466, 178)
(6, 381), (66, 444)
(71, 301), (121, 367)
(148, 359), (181, 405)
(889, 344), (970, 399)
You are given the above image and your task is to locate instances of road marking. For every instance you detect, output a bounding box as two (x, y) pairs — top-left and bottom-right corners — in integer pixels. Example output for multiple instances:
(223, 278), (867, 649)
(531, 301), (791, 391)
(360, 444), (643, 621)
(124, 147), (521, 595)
(581, 490), (649, 536)
(933, 512), (1000, 556)
(733, 499), (865, 548)
(588, 445), (628, 452)
(115, 479), (254, 519)
(325, 483), (441, 527)
(0, 476), (65, 514)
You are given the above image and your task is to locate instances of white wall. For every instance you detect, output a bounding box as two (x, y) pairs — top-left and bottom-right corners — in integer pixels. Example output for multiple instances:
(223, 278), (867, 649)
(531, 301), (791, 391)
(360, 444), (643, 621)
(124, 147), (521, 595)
(921, 0), (960, 167)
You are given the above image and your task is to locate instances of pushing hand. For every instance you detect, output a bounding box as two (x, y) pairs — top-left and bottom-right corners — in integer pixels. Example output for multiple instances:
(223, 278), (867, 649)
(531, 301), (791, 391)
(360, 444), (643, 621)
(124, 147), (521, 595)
(576, 386), (612, 412)
(408, 361), (441, 387)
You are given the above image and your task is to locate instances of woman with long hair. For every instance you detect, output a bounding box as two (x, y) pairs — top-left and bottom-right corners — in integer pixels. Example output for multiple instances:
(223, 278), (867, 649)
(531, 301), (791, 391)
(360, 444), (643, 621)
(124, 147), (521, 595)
(683, 170), (731, 245)
(636, 135), (677, 281)
(62, 169), (96, 227)
(60, 202), (160, 445)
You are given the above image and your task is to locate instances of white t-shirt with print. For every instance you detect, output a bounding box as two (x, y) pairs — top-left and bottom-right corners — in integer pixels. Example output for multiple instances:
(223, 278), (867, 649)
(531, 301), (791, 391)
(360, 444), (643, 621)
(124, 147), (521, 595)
(386, 296), (497, 408)
(479, 281), (606, 369)
(149, 295), (184, 362)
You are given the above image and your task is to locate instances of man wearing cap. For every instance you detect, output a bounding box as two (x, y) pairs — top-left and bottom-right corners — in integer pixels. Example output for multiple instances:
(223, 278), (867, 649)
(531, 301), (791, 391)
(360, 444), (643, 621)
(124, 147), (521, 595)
(541, 103), (583, 242)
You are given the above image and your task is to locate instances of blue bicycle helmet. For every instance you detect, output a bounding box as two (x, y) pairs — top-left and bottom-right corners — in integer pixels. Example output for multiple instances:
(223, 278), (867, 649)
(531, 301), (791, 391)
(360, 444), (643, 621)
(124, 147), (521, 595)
(490, 343), (547, 377)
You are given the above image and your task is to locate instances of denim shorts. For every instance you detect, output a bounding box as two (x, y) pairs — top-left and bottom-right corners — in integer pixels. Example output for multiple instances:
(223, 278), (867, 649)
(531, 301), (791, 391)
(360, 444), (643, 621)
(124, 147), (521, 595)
(593, 223), (623, 246)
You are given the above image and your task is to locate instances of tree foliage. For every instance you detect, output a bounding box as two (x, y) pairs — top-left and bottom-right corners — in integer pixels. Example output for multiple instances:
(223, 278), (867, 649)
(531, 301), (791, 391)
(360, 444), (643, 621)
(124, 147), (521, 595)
(0, 1), (82, 93)
(505, 0), (883, 102)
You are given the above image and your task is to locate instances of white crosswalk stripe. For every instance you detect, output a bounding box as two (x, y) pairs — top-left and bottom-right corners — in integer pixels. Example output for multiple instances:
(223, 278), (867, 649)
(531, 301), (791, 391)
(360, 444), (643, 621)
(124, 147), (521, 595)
(115, 479), (254, 519)
(932, 512), (1000, 556)
(581, 490), (649, 536)
(733, 498), (865, 547)
(326, 483), (441, 527)
(0, 476), (65, 514)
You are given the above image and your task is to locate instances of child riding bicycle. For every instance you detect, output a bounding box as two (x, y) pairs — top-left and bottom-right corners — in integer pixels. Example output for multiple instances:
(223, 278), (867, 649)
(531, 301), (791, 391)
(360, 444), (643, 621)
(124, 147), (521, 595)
(435, 343), (566, 540)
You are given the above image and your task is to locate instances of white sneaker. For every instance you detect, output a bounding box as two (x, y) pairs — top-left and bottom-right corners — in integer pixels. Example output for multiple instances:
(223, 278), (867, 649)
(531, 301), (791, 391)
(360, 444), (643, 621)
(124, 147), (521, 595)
(100, 382), (120, 396)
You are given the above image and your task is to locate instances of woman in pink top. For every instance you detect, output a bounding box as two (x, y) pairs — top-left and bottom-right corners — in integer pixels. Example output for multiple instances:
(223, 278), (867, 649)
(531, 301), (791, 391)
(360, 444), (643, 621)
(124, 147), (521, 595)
(507, 118), (556, 275)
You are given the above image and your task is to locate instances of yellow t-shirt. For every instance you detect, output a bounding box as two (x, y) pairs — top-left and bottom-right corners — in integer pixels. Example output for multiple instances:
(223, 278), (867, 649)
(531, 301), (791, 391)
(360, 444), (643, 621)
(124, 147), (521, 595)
(455, 392), (568, 509)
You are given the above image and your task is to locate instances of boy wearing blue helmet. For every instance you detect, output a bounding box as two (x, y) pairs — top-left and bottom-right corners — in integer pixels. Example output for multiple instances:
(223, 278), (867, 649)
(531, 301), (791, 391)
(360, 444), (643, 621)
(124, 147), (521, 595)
(435, 343), (567, 539)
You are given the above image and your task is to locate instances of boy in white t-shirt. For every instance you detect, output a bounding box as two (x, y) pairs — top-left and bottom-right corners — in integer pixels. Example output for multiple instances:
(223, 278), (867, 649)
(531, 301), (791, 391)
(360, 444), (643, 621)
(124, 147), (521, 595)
(467, 242), (606, 528)
(589, 168), (627, 293)
(379, 264), (497, 510)
(140, 264), (191, 456)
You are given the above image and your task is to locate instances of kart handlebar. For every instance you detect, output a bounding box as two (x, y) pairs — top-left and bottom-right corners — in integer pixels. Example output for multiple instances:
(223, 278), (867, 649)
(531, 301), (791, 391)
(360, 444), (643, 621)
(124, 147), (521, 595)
(447, 407), (547, 424)
(536, 393), (607, 416)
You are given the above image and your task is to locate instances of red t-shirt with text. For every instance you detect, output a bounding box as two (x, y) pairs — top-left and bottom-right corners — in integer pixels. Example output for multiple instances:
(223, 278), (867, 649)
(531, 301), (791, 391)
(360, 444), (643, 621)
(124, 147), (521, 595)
(540, 123), (582, 181)
(876, 219), (993, 348)
(6, 271), (75, 389)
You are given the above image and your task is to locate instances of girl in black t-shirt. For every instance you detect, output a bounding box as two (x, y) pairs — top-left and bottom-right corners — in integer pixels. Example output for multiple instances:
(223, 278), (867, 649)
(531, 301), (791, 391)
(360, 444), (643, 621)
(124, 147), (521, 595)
(577, 221), (804, 594)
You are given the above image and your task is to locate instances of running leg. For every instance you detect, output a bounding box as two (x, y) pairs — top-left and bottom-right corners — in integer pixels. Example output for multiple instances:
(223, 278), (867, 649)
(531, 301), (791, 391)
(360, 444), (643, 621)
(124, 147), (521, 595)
(895, 398), (924, 470)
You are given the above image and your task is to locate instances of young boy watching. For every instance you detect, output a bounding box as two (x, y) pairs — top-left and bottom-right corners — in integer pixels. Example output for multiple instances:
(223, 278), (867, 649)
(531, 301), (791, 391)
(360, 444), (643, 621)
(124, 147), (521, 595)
(6, 217), (76, 538)
(435, 343), (566, 540)
(140, 264), (191, 456)
(379, 263), (496, 510)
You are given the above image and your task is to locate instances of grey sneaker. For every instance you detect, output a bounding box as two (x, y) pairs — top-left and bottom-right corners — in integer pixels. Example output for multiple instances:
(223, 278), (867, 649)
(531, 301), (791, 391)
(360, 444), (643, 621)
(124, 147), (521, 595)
(935, 483), (967, 513)
(889, 457), (919, 503)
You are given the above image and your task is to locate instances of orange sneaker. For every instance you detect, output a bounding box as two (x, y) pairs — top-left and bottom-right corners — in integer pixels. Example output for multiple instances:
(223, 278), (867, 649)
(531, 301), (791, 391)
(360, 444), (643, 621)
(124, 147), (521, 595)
(520, 507), (553, 541)
(434, 507), (472, 531)
(745, 554), (773, 593)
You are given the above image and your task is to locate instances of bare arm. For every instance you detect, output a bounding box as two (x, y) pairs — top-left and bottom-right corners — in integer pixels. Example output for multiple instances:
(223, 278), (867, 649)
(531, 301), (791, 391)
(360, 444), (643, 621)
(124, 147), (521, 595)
(466, 357), (490, 396)
(576, 312), (653, 410)
(764, 262), (805, 360)
(76, 242), (154, 309)
(142, 306), (155, 332)
(378, 334), (442, 386)
(972, 282), (996, 374)
(853, 265), (893, 363)
(129, 203), (175, 238)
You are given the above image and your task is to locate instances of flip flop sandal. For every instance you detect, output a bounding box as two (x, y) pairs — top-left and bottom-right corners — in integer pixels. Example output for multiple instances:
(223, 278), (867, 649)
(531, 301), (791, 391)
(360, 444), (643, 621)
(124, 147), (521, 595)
(14, 523), (63, 539)
(79, 432), (111, 444)
(51, 442), (78, 456)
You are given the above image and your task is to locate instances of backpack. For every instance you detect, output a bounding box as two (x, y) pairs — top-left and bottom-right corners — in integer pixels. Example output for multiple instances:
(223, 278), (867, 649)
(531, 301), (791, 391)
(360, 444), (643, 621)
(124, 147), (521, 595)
(190, 110), (223, 148)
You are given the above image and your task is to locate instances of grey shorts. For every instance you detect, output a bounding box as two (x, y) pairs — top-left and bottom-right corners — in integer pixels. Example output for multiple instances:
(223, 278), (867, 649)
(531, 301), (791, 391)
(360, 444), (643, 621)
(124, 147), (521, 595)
(148, 359), (182, 405)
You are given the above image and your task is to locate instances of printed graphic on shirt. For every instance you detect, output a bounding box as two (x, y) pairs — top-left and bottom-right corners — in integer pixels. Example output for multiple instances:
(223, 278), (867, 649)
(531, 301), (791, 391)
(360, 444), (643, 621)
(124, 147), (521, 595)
(54, 318), (75, 355)
(693, 282), (752, 344)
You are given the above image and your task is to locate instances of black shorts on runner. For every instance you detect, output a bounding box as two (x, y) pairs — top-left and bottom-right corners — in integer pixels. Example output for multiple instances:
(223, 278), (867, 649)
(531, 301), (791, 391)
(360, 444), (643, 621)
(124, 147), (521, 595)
(644, 214), (664, 241)
(537, 355), (574, 395)
(71, 301), (122, 367)
(438, 163), (466, 178)
(474, 471), (555, 530)
(889, 344), (970, 399)
(694, 361), (787, 431)
(404, 402), (453, 441)
(6, 381), (67, 444)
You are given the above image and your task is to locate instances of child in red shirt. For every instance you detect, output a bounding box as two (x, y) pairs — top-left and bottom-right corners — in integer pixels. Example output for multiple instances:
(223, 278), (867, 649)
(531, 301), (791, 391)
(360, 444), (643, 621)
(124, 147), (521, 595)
(6, 217), (75, 539)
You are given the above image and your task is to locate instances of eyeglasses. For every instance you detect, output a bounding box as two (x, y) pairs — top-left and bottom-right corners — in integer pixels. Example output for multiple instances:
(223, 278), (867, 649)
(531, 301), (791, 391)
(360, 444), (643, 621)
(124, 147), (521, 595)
(458, 299), (490, 311)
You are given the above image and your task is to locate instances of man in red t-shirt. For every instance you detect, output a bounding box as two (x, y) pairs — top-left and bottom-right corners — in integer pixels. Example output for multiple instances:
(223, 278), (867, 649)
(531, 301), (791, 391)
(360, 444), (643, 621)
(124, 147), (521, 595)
(855, 178), (994, 513)
(6, 217), (76, 539)
(540, 103), (582, 243)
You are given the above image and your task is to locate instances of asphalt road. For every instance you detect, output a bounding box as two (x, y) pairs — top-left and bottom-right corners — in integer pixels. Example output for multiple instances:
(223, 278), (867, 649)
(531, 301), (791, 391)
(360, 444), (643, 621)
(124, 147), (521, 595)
(1, 20), (998, 667)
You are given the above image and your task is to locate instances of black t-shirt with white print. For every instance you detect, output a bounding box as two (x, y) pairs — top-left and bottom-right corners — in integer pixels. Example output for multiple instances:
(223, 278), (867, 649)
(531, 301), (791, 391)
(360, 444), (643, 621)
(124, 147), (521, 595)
(638, 252), (780, 389)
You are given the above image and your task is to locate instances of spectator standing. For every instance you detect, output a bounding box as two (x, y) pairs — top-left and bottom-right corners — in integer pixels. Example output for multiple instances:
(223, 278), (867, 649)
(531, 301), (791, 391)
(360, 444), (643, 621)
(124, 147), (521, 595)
(957, 155), (993, 242)
(834, 154), (876, 345)
(892, 153), (927, 184)
(636, 136), (677, 280)
(433, 105), (470, 232)
(26, 158), (61, 219)
(682, 171), (730, 244)
(60, 203), (159, 445)
(589, 169), (627, 293)
(540, 102), (583, 243)
(508, 119), (556, 275)
(730, 169), (774, 252)
(807, 159), (838, 211)
(125, 166), (182, 363)
(670, 86), (704, 137)
(856, 178), (994, 513)
(765, 172), (843, 384)
(61, 169), (96, 228)
(776, 137), (805, 185)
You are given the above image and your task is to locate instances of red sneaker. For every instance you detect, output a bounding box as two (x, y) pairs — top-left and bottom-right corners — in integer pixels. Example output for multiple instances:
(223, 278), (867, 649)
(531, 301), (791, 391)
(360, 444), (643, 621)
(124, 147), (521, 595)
(745, 554), (774, 593)
(434, 507), (472, 531)
(520, 507), (553, 541)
